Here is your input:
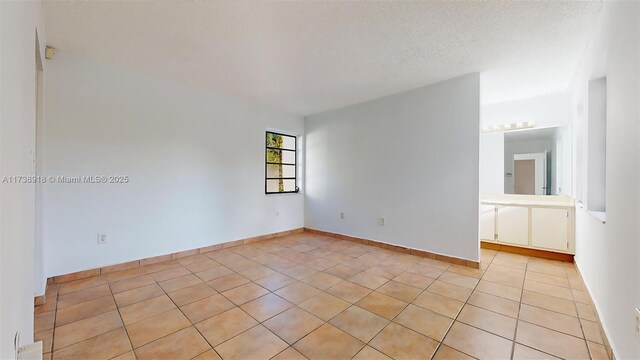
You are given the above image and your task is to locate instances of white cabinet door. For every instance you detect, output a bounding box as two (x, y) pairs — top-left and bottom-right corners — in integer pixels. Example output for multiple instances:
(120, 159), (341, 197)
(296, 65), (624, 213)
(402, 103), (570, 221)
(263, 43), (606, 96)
(496, 206), (529, 246)
(531, 208), (569, 251)
(480, 205), (495, 241)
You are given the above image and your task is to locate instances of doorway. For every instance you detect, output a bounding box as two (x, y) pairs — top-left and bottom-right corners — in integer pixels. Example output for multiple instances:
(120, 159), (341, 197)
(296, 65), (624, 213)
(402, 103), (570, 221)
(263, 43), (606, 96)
(513, 152), (547, 195)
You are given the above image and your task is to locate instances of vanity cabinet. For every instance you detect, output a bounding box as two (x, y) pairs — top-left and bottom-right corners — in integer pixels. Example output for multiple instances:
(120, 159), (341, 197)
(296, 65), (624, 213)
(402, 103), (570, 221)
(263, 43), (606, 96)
(480, 196), (574, 254)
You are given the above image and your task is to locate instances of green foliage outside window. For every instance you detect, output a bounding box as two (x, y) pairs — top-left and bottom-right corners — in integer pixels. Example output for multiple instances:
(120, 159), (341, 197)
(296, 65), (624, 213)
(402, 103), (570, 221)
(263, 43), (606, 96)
(266, 132), (284, 192)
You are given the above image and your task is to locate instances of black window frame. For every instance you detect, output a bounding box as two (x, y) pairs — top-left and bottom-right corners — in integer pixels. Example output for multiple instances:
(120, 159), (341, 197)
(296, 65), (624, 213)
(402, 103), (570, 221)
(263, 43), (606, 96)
(265, 131), (299, 194)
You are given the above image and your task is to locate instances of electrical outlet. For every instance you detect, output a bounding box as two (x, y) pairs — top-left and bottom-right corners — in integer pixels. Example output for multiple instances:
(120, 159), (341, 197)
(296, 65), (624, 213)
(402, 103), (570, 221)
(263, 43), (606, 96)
(97, 233), (107, 245)
(340, 212), (344, 220)
(635, 308), (640, 337)
(379, 217), (386, 226)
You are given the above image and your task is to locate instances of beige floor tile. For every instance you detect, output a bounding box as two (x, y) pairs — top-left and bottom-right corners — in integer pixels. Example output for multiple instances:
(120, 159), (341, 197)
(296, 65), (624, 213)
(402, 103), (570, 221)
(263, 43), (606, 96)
(457, 304), (517, 339)
(34, 329), (53, 354)
(356, 291), (407, 319)
(143, 260), (181, 273)
(135, 326), (210, 360)
(281, 265), (318, 280)
(195, 307), (258, 346)
(329, 305), (389, 342)
(177, 254), (210, 265)
(492, 253), (528, 270)
(515, 321), (589, 359)
(392, 272), (435, 289)
(324, 264), (362, 279)
(443, 321), (513, 359)
(352, 346), (393, 360)
(299, 292), (350, 321)
(113, 283), (164, 308)
(576, 302), (597, 321)
(475, 280), (522, 302)
(366, 264), (405, 279)
(526, 271), (570, 288)
(195, 265), (235, 281)
(241, 293), (294, 322)
(238, 264), (279, 281)
(126, 308), (191, 348)
(34, 311), (55, 334)
(111, 350), (137, 360)
(52, 328), (131, 360)
(119, 295), (176, 325)
(302, 272), (343, 290)
(56, 296), (116, 326)
(395, 304), (453, 341)
(407, 264), (446, 278)
(521, 290), (577, 317)
(254, 272), (297, 291)
(513, 344), (560, 359)
(150, 266), (190, 282)
(587, 341), (609, 360)
(185, 259), (220, 273)
(377, 281), (422, 303)
(524, 280), (574, 301)
(467, 291), (519, 318)
(572, 289), (590, 304)
(294, 323), (364, 360)
(57, 284), (111, 309)
(192, 349), (223, 360)
(167, 282), (218, 306)
(432, 345), (475, 360)
(207, 273), (250, 292)
(180, 294), (235, 323)
(106, 267), (147, 283)
(519, 304), (583, 338)
(439, 272), (480, 289)
(326, 281), (372, 303)
(221, 282), (269, 305)
(482, 267), (525, 288)
(272, 347), (308, 360)
(274, 282), (322, 304)
(412, 291), (464, 318)
(158, 273), (202, 293)
(428, 280), (473, 302)
(447, 264), (485, 279)
(263, 307), (324, 344)
(58, 275), (108, 295)
(215, 324), (288, 360)
(54, 310), (123, 350)
(581, 319), (604, 344)
(526, 262), (566, 277)
(370, 322), (438, 360)
(348, 272), (389, 290)
(109, 274), (156, 294)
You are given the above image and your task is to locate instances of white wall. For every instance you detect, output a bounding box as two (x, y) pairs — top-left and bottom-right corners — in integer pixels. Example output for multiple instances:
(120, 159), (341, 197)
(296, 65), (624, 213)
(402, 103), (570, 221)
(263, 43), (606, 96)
(43, 52), (304, 277)
(305, 74), (480, 262)
(571, 2), (640, 359)
(0, 0), (47, 357)
(479, 132), (504, 194)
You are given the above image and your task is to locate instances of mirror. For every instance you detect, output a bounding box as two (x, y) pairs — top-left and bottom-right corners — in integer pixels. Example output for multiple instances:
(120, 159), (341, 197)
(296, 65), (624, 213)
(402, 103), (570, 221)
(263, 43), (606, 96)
(480, 126), (571, 196)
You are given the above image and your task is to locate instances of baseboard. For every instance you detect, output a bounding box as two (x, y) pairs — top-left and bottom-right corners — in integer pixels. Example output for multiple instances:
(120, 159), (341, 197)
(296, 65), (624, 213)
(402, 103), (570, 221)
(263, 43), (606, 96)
(46, 227), (305, 286)
(304, 228), (480, 269)
(481, 241), (574, 262)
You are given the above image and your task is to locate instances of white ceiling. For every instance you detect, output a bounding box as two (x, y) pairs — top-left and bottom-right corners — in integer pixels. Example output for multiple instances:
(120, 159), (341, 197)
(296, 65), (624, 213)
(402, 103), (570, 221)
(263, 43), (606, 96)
(43, 1), (602, 116)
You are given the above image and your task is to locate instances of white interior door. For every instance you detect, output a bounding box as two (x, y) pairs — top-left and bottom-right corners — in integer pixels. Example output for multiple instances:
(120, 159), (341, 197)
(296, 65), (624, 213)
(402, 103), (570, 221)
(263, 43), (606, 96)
(496, 206), (529, 245)
(514, 152), (547, 195)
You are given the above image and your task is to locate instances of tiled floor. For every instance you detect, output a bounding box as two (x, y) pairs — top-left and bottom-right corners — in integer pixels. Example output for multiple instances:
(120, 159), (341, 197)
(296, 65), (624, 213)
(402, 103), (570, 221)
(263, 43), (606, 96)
(35, 232), (611, 360)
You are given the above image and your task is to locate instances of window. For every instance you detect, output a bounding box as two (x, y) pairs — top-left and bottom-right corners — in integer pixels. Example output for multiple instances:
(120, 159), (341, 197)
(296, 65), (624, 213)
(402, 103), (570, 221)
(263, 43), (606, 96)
(265, 131), (298, 194)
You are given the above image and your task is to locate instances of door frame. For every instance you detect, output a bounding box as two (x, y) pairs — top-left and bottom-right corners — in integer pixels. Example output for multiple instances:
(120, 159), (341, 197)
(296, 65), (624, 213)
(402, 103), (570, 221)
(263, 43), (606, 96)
(513, 152), (547, 195)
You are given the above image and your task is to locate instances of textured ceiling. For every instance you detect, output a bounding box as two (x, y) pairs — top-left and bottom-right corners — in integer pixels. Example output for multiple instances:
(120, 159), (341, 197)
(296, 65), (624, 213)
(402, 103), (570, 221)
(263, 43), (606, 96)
(43, 1), (602, 116)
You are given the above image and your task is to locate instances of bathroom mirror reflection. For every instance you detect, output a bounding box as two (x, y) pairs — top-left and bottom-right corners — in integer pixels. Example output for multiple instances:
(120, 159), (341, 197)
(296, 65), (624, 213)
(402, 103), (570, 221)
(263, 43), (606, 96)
(504, 126), (570, 196)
